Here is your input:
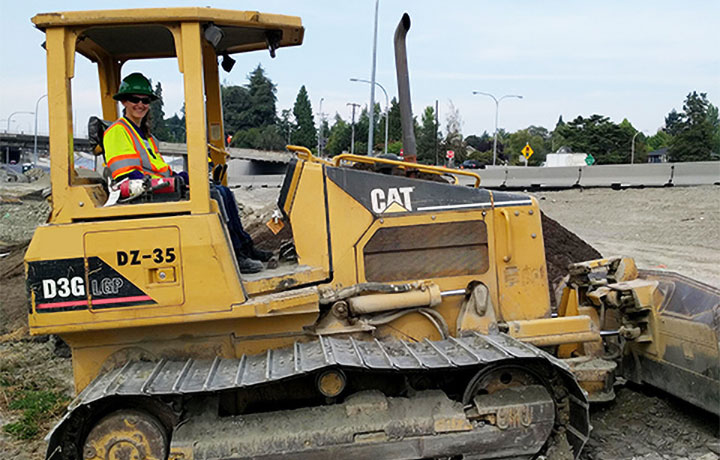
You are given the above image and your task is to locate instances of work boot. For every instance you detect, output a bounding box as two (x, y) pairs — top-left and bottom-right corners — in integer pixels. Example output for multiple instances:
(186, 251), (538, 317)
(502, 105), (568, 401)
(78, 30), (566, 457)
(249, 247), (274, 262)
(236, 255), (263, 274)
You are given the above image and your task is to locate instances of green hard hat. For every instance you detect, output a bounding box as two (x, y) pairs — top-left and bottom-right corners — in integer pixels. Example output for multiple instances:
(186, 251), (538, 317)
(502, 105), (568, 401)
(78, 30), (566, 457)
(113, 73), (158, 101)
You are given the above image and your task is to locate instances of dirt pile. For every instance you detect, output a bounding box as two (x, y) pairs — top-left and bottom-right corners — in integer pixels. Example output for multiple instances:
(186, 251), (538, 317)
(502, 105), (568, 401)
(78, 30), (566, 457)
(542, 211), (603, 290)
(0, 242), (30, 336)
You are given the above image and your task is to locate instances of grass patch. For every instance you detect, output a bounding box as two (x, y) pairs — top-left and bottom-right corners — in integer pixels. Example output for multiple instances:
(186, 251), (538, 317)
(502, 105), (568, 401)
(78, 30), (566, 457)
(0, 341), (73, 442)
(3, 390), (70, 439)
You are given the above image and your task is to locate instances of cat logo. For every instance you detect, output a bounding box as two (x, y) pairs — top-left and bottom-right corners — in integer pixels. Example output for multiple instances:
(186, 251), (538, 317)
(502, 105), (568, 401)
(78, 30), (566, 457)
(370, 186), (414, 214)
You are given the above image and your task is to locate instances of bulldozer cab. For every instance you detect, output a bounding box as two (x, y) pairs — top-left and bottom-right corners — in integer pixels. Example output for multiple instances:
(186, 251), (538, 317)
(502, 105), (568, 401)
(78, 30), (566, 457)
(32, 8), (303, 223)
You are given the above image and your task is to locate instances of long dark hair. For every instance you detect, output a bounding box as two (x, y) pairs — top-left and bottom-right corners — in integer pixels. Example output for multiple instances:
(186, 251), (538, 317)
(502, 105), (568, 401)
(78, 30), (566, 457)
(121, 107), (152, 138)
(141, 111), (151, 137)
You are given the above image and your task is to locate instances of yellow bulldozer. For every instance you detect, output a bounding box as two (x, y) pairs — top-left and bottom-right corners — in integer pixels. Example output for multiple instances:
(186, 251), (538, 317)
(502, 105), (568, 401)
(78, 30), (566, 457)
(24, 7), (719, 460)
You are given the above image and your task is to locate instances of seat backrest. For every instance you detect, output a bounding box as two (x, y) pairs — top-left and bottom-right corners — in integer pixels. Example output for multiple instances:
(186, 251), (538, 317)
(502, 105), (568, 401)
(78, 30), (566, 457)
(88, 116), (111, 157)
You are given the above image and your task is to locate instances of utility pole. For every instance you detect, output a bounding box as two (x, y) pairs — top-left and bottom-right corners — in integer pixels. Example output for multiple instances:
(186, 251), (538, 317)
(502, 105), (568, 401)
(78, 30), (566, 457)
(347, 102), (361, 154)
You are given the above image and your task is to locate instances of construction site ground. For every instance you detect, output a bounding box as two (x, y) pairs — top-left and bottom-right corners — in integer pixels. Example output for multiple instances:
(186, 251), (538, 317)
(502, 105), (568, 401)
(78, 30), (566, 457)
(0, 178), (718, 459)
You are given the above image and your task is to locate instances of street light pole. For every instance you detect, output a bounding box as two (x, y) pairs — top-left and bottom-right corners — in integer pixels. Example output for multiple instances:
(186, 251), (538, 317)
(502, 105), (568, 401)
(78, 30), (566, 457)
(472, 92), (522, 166)
(34, 94), (48, 165)
(367, 0), (380, 156)
(631, 131), (642, 164)
(7, 111), (34, 132)
(350, 78), (389, 154)
(347, 102), (361, 154)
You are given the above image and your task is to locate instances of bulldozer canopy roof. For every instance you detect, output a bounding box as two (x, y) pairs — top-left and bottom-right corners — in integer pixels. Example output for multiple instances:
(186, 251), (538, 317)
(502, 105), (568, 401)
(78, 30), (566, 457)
(32, 7), (303, 60)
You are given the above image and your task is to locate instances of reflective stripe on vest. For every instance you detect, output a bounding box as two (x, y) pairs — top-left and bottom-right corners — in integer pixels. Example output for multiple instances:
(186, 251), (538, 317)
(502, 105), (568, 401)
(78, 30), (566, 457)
(105, 118), (171, 179)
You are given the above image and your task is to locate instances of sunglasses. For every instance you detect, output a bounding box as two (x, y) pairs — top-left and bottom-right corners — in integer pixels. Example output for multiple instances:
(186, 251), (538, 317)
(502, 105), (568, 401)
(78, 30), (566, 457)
(125, 96), (152, 105)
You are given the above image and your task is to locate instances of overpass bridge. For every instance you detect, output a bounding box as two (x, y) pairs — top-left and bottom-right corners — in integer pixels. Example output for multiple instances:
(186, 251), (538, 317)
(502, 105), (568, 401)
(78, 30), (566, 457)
(0, 132), (290, 173)
(3, 132), (717, 188)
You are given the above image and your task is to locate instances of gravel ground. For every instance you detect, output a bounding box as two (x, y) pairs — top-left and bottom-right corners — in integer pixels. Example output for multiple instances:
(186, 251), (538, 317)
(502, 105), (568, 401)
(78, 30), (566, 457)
(1, 180), (718, 459)
(533, 186), (720, 287)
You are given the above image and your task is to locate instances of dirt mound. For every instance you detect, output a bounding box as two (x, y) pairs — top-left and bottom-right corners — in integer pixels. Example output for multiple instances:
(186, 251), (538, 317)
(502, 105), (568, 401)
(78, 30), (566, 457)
(242, 203), (294, 252)
(542, 212), (602, 292)
(0, 241), (31, 336)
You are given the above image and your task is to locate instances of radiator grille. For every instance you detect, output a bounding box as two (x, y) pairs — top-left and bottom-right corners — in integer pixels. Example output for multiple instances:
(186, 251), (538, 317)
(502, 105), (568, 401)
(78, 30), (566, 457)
(363, 220), (489, 282)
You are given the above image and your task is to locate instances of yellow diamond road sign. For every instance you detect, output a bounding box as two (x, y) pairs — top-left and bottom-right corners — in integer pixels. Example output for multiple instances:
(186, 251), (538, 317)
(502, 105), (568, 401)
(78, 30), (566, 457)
(521, 143), (534, 159)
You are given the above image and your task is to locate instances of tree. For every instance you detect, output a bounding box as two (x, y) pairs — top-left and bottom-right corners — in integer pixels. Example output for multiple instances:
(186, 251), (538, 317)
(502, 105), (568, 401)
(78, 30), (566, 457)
(550, 115), (567, 151)
(664, 109), (683, 137)
(164, 113), (186, 143)
(554, 114), (631, 164)
(465, 132), (492, 151)
(149, 82), (170, 141)
(230, 125), (285, 150)
(355, 107), (370, 153)
(646, 130), (671, 152)
(709, 103), (720, 155)
(325, 114), (351, 156)
(222, 64), (278, 142)
(291, 85), (316, 149)
(465, 132), (493, 165)
(243, 64), (278, 129)
(416, 106), (440, 164)
(440, 101), (466, 164)
(387, 97), (402, 143)
(507, 127), (551, 166)
(668, 92), (716, 162)
(222, 85), (250, 135)
(278, 109), (294, 146)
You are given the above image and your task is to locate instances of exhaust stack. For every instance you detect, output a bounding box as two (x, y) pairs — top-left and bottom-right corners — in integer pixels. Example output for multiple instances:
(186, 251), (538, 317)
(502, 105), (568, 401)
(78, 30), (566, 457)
(394, 13), (417, 163)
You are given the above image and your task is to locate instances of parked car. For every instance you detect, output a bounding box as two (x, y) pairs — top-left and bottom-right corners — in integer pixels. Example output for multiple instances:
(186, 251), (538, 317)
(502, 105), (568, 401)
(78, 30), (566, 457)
(459, 159), (485, 169)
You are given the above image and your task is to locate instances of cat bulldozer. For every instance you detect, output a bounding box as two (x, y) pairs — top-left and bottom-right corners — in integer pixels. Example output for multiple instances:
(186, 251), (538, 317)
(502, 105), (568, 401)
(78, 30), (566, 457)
(25, 7), (719, 460)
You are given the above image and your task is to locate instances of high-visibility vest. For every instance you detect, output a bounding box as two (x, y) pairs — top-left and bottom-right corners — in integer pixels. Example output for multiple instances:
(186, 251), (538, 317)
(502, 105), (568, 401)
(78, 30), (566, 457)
(103, 117), (172, 180)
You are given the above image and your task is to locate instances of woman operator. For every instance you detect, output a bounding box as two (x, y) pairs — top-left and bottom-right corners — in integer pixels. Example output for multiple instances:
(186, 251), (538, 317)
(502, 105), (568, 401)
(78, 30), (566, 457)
(103, 72), (272, 273)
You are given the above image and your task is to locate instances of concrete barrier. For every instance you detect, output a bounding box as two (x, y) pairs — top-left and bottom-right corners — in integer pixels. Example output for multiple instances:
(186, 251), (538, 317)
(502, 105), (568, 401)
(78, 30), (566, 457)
(504, 166), (580, 188)
(671, 161), (720, 186)
(578, 163), (673, 187)
(471, 168), (506, 188)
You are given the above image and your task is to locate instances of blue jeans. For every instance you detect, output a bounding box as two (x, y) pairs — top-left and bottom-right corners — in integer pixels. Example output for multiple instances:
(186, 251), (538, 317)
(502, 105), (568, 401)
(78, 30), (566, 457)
(211, 184), (253, 256)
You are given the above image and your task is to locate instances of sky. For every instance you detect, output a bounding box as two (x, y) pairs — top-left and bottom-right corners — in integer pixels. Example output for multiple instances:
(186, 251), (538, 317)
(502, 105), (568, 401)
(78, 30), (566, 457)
(0, 1), (718, 139)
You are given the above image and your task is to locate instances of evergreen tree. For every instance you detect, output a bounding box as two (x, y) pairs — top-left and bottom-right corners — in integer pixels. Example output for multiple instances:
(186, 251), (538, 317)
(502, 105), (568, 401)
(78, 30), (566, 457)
(222, 85), (250, 135)
(165, 113), (186, 143)
(278, 109), (294, 146)
(387, 97), (402, 143)
(292, 85), (317, 149)
(244, 64), (278, 128)
(664, 109), (683, 136)
(416, 106), (440, 164)
(356, 107), (370, 152)
(708, 103), (720, 155)
(230, 125), (285, 150)
(149, 82), (169, 141)
(668, 92), (716, 162)
(325, 114), (351, 156)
